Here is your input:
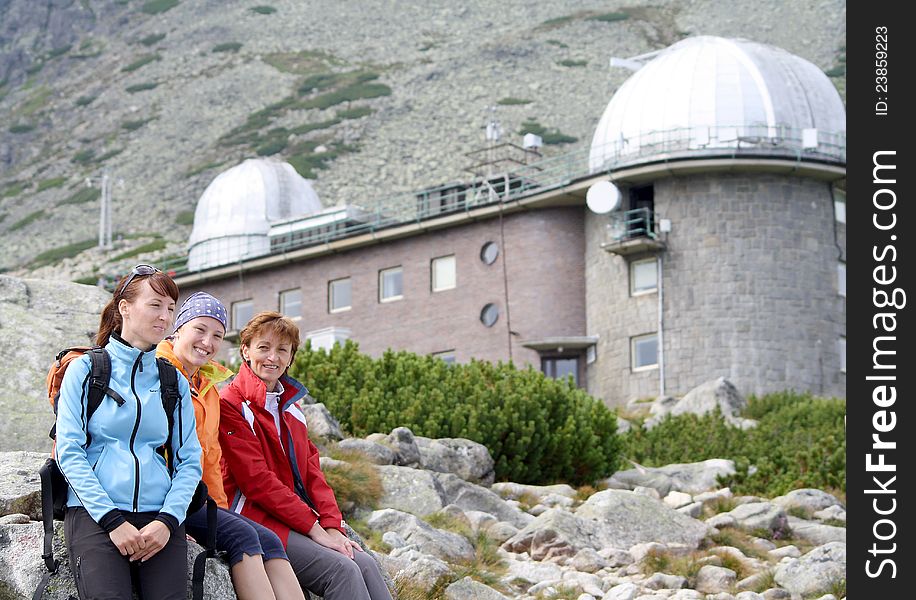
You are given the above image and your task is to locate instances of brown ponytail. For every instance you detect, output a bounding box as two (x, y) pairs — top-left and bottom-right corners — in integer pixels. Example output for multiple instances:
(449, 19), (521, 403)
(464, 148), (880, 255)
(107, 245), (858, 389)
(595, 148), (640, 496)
(96, 270), (180, 346)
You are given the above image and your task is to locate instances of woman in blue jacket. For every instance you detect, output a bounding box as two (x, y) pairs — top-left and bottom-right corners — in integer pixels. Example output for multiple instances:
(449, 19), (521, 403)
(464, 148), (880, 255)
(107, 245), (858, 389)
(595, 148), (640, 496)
(56, 265), (202, 599)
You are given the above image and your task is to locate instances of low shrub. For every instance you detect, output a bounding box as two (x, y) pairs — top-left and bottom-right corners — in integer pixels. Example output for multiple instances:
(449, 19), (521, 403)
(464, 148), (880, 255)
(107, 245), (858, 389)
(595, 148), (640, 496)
(289, 341), (621, 485)
(9, 123), (35, 134)
(557, 59), (587, 67)
(75, 95), (97, 106)
(518, 119), (578, 145)
(497, 97), (532, 105)
(141, 0), (179, 15)
(250, 5), (276, 14)
(57, 187), (100, 206)
(110, 239), (166, 261)
(139, 33), (166, 46)
(122, 53), (160, 72)
(29, 239), (97, 269)
(212, 42), (243, 53)
(9, 210), (47, 231)
(588, 12), (630, 22)
(126, 82), (159, 93)
(37, 177), (67, 192)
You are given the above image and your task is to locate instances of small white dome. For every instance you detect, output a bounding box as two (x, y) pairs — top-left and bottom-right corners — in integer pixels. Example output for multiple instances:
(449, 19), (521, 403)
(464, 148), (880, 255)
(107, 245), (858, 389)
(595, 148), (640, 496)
(589, 36), (846, 172)
(188, 159), (321, 271)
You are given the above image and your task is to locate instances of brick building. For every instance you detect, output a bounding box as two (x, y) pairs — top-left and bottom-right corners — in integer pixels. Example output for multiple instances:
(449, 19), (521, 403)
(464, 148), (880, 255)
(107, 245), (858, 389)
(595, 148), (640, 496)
(174, 36), (846, 407)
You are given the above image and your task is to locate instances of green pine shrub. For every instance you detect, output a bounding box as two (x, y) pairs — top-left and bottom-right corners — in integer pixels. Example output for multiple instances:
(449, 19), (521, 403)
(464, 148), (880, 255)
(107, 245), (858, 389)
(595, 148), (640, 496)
(620, 391), (846, 497)
(289, 341), (621, 485)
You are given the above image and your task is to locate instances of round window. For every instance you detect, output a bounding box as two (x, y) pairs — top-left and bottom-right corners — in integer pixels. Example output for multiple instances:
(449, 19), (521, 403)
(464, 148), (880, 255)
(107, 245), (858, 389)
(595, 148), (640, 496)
(480, 241), (499, 265)
(480, 303), (499, 327)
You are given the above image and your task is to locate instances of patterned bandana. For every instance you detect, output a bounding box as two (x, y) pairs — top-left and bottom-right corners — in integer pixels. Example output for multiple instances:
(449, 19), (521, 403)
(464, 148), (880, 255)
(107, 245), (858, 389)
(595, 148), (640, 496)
(174, 291), (228, 333)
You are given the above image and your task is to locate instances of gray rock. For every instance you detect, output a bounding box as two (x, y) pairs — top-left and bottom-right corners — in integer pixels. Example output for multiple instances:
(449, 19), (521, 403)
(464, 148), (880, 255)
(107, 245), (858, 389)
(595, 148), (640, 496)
(760, 589), (792, 599)
(694, 488), (734, 505)
(435, 473), (532, 528)
(576, 490), (710, 550)
(735, 591), (766, 600)
(376, 465), (447, 516)
(768, 545), (801, 560)
(604, 459), (736, 496)
(771, 489), (843, 513)
(812, 505), (846, 522)
(644, 572), (687, 589)
(599, 547), (635, 567)
(706, 514), (737, 529)
(395, 555), (453, 592)
(381, 531), (409, 549)
(671, 377), (746, 420)
(415, 436), (495, 485)
(668, 591), (704, 600)
(366, 508), (475, 562)
(300, 403), (343, 441)
(774, 542), (846, 597)
(603, 583), (639, 600)
(337, 438), (396, 465)
(504, 559), (563, 585)
(502, 509), (595, 561)
(0, 278), (109, 452)
(695, 565), (737, 593)
(663, 491), (693, 509)
(723, 502), (789, 537)
(677, 502), (703, 518)
(0, 513), (31, 524)
(737, 573), (771, 591)
(0, 451), (48, 520)
(464, 509), (498, 533)
(486, 521), (519, 544)
(786, 516), (846, 545)
(445, 576), (510, 599)
(569, 547), (609, 573)
(491, 481), (578, 501)
(386, 427), (421, 467)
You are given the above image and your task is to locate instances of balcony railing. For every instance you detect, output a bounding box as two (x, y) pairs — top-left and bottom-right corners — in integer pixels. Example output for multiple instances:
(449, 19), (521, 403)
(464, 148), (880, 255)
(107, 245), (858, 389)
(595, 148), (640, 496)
(601, 207), (666, 256)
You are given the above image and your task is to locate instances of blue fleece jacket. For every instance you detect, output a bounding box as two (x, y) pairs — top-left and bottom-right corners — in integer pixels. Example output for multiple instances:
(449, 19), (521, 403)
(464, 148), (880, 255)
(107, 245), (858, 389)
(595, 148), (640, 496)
(56, 334), (202, 530)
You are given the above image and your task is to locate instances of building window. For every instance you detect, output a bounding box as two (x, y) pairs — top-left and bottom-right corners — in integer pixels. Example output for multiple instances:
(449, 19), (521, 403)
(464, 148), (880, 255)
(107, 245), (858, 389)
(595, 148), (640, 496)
(379, 267), (403, 302)
(279, 288), (302, 319)
(431, 255), (456, 292)
(631, 333), (658, 371)
(480, 241), (499, 265)
(329, 278), (352, 312)
(838, 262), (846, 297)
(432, 350), (456, 365)
(542, 356), (579, 386)
(834, 188), (846, 223)
(839, 337), (846, 373)
(231, 299), (254, 331)
(630, 258), (658, 295)
(480, 303), (499, 327)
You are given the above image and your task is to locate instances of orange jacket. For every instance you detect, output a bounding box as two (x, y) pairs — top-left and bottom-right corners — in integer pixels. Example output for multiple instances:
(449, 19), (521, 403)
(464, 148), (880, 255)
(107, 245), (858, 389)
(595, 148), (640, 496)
(156, 340), (233, 508)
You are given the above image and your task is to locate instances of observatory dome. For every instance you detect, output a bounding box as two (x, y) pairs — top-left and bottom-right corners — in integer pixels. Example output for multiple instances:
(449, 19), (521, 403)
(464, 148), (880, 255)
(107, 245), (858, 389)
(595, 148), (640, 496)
(188, 158), (322, 271)
(589, 36), (846, 172)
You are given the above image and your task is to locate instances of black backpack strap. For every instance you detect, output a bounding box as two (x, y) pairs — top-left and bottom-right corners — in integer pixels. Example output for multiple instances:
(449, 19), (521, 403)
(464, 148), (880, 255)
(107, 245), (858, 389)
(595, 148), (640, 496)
(156, 358), (180, 472)
(190, 497), (218, 600)
(33, 460), (60, 600)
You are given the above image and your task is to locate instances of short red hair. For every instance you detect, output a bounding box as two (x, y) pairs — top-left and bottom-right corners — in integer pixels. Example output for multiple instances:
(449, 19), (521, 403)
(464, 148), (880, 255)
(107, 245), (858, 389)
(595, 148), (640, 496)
(238, 311), (302, 364)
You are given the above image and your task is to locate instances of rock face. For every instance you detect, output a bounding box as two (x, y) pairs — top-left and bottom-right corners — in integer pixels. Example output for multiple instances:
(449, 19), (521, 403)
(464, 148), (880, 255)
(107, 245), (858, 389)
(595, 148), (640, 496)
(0, 277), (109, 452)
(415, 436), (496, 486)
(0, 451), (47, 520)
(603, 459), (737, 496)
(300, 403), (344, 441)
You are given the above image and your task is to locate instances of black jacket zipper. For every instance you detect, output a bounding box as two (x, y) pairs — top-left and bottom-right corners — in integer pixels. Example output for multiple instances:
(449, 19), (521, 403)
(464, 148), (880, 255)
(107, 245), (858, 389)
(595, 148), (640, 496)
(128, 353), (144, 511)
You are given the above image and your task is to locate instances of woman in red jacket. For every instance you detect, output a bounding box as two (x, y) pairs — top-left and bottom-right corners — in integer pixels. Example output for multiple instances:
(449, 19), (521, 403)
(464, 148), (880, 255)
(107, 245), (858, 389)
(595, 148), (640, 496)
(219, 311), (391, 600)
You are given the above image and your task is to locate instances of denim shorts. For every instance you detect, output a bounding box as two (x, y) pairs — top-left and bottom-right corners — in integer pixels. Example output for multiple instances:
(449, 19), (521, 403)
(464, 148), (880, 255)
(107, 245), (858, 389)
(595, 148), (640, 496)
(185, 505), (287, 566)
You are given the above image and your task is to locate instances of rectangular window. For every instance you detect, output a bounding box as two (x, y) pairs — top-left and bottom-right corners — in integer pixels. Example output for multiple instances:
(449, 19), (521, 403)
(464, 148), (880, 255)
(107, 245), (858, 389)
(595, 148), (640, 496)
(432, 350), (456, 365)
(838, 262), (846, 297)
(630, 258), (658, 295)
(631, 333), (659, 371)
(839, 337), (846, 373)
(329, 278), (352, 312)
(542, 356), (580, 386)
(431, 255), (456, 292)
(834, 188), (846, 223)
(279, 288), (302, 318)
(231, 299), (254, 331)
(379, 266), (403, 302)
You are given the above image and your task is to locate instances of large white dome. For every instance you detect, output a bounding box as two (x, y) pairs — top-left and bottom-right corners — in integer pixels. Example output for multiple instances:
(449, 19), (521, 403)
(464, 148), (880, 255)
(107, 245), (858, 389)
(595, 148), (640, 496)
(187, 158), (322, 271)
(589, 36), (846, 172)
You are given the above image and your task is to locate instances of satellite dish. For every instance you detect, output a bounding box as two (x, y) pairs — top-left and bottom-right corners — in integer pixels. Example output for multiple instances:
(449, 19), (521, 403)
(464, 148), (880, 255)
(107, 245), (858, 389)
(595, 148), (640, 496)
(586, 181), (621, 214)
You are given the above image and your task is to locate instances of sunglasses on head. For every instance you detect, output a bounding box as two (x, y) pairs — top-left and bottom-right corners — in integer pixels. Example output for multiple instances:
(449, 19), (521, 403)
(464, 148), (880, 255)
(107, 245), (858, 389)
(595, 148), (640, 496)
(118, 264), (161, 297)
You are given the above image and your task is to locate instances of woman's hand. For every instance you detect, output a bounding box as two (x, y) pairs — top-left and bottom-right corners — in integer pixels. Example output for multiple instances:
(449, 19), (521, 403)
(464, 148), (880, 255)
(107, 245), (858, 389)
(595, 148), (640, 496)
(131, 521), (171, 562)
(307, 522), (362, 559)
(109, 522), (145, 557)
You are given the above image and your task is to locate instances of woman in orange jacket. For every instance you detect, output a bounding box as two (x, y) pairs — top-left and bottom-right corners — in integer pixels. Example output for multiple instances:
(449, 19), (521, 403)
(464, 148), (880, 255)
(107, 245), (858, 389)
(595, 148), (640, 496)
(157, 292), (304, 600)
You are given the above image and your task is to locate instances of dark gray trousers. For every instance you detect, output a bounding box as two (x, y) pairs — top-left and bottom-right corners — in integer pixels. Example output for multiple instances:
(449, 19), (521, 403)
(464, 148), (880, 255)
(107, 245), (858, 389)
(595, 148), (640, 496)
(286, 530), (392, 600)
(64, 507), (188, 600)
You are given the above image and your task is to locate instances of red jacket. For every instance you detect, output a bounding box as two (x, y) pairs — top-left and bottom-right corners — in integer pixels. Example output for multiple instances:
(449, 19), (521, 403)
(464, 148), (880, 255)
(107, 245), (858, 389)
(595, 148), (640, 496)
(218, 362), (344, 547)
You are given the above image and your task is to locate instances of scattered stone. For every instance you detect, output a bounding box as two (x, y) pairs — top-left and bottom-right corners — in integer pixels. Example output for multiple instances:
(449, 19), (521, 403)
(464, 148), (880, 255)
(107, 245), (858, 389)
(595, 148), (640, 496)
(604, 459), (737, 496)
(723, 502), (789, 537)
(385, 427), (421, 467)
(695, 565), (738, 593)
(487, 521), (519, 544)
(664, 491), (693, 509)
(444, 575), (509, 599)
(0, 513), (30, 525)
(760, 589), (791, 599)
(366, 508), (475, 562)
(786, 516), (846, 545)
(603, 582), (639, 600)
(774, 542), (846, 597)
(375, 465), (448, 516)
(644, 572), (687, 590)
(0, 451), (48, 520)
(735, 591), (766, 599)
(767, 545), (801, 560)
(812, 505), (846, 522)
(337, 438), (396, 465)
(677, 502), (703, 518)
(300, 403), (343, 441)
(706, 514), (737, 529)
(771, 489), (843, 513)
(415, 436), (496, 485)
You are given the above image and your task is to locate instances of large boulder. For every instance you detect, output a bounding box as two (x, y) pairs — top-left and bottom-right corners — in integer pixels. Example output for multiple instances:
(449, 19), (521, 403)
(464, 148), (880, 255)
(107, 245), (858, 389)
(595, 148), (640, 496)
(645, 377), (755, 429)
(300, 403), (343, 441)
(336, 438), (396, 465)
(0, 276), (109, 452)
(0, 451), (47, 520)
(366, 508), (475, 563)
(771, 489), (844, 513)
(415, 436), (495, 485)
(501, 508), (610, 560)
(445, 576), (510, 599)
(774, 542), (846, 597)
(602, 460), (737, 497)
(722, 502), (790, 538)
(383, 427), (421, 468)
(435, 473), (532, 529)
(786, 516), (846, 545)
(575, 490), (710, 550)
(375, 465), (448, 516)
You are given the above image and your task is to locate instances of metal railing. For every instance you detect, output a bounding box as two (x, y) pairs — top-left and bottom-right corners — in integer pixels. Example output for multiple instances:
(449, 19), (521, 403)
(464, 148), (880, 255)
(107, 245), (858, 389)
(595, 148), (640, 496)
(607, 208), (660, 242)
(161, 124), (845, 275)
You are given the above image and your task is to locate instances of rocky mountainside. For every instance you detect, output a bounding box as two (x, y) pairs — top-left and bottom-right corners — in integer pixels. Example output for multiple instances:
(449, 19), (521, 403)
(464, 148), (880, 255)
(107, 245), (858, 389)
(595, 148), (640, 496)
(0, 0), (846, 282)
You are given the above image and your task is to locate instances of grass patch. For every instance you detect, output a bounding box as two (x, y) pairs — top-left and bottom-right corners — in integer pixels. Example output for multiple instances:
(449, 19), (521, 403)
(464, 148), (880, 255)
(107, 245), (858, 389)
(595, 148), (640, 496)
(641, 548), (702, 584)
(533, 585), (581, 599)
(49, 45), (72, 58)
(289, 118), (341, 135)
(822, 518), (846, 528)
(72, 149), (96, 164)
(18, 86), (51, 117)
(29, 238), (98, 268)
(58, 187), (101, 206)
(2, 182), (26, 198)
(176, 210), (195, 225)
(337, 106), (372, 119)
(287, 142), (357, 179)
(545, 39), (568, 48)
(255, 137), (287, 156)
(212, 42), (243, 53)
(37, 177), (67, 192)
(25, 62), (45, 75)
(450, 532), (508, 590)
(9, 210), (47, 232)
(786, 506), (815, 520)
(122, 53), (161, 72)
(141, 0), (179, 15)
(126, 81), (159, 93)
(184, 160), (225, 178)
(588, 12), (630, 23)
(704, 496), (739, 517)
(424, 513), (473, 539)
(518, 119), (578, 145)
(320, 450), (384, 516)
(9, 124), (35, 134)
(345, 518), (391, 554)
(250, 5), (276, 14)
(393, 577), (450, 600)
(497, 97), (532, 106)
(95, 148), (124, 163)
(75, 94), (97, 107)
(540, 15), (575, 29)
(122, 118), (154, 131)
(139, 33), (166, 46)
(825, 65), (846, 78)
(73, 275), (101, 285)
(829, 578), (846, 598)
(298, 81), (391, 110)
(557, 59), (587, 67)
(110, 239), (167, 261)
(262, 50), (338, 75)
(708, 528), (770, 560)
(747, 569), (776, 593)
